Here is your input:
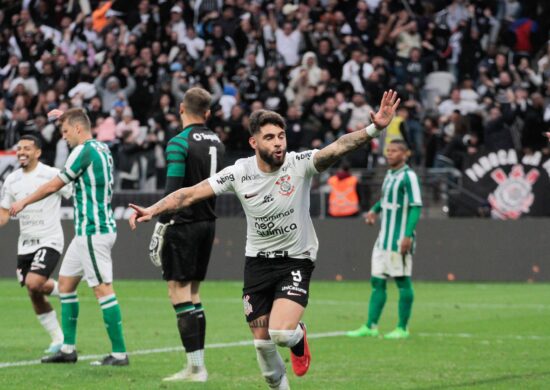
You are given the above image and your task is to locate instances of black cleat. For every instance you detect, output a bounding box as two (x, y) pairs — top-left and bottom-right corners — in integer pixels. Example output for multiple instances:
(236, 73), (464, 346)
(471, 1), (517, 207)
(90, 354), (129, 366)
(41, 350), (77, 364)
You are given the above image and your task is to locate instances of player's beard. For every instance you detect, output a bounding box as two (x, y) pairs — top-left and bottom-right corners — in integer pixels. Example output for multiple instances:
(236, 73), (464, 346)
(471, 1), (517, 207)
(258, 147), (286, 168)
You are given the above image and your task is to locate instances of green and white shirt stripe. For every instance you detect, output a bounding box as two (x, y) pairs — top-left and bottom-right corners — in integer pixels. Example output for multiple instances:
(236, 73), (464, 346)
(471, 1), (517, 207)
(376, 165), (422, 252)
(58, 140), (117, 236)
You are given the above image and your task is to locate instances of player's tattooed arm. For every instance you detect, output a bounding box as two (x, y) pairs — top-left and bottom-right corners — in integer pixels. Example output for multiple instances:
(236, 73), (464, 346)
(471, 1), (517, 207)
(313, 90), (400, 173)
(129, 180), (216, 228)
(151, 179), (216, 216)
(313, 130), (372, 172)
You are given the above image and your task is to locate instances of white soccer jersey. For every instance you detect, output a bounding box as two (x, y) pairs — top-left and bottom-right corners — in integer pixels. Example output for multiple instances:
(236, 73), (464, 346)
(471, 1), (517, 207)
(0, 162), (72, 255)
(208, 150), (320, 260)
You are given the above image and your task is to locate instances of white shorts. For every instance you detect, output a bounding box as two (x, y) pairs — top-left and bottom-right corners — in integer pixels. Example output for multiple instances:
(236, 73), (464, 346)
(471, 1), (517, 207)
(60, 233), (117, 287)
(371, 246), (412, 278)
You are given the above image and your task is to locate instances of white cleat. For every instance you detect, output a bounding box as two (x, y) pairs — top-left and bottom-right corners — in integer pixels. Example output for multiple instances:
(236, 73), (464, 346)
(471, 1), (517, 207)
(162, 365), (208, 382)
(268, 373), (290, 390)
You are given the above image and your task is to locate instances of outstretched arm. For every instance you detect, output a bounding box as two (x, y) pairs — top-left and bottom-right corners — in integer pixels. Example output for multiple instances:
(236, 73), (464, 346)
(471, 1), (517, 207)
(129, 179), (215, 229)
(9, 177), (66, 216)
(313, 90), (400, 172)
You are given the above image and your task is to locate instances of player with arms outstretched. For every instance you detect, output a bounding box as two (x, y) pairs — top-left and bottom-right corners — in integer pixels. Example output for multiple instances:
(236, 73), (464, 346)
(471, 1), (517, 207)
(0, 135), (70, 354)
(130, 91), (400, 389)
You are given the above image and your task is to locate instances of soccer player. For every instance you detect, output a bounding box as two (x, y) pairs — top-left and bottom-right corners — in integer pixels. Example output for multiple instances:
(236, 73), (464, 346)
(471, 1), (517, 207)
(129, 90), (399, 388)
(347, 139), (422, 340)
(10, 108), (128, 366)
(148, 87), (225, 382)
(0, 135), (70, 354)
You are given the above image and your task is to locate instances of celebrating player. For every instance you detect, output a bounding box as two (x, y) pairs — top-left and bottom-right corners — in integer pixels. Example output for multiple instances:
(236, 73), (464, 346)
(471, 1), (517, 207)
(149, 87), (225, 382)
(129, 91), (400, 388)
(347, 140), (422, 339)
(0, 135), (70, 354)
(10, 108), (128, 366)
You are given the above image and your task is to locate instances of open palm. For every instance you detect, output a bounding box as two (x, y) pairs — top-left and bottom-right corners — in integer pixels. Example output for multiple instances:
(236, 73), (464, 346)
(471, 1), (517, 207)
(370, 90), (400, 129)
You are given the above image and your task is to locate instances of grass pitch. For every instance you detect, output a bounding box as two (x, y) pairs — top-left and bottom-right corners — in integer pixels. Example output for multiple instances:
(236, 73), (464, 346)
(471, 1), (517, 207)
(1, 280), (549, 389)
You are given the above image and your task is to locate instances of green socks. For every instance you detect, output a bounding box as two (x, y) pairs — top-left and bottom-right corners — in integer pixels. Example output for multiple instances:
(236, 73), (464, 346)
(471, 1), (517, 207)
(60, 292), (79, 347)
(395, 276), (414, 329)
(367, 277), (387, 328)
(99, 294), (127, 353)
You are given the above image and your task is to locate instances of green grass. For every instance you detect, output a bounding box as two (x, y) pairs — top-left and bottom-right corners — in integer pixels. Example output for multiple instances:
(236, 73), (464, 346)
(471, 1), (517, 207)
(1, 280), (549, 389)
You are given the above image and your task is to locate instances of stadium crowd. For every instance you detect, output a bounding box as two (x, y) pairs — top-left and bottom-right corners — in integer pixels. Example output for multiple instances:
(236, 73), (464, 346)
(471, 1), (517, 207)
(0, 0), (549, 189)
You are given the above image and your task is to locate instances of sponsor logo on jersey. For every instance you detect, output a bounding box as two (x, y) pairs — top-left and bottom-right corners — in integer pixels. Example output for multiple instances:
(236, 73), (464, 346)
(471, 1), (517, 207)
(192, 133), (221, 142)
(255, 222), (298, 237)
(295, 151), (312, 161)
(241, 173), (261, 183)
(22, 239), (40, 247)
(276, 175), (295, 196)
(254, 208), (294, 222)
(243, 294), (253, 316)
(216, 173), (235, 185)
(244, 193), (258, 199)
(261, 194), (274, 204)
(257, 250), (289, 258)
(282, 285), (307, 295)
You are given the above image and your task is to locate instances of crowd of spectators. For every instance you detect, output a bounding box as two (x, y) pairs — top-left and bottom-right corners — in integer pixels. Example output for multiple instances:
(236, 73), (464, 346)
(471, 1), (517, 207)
(1, 0), (550, 190)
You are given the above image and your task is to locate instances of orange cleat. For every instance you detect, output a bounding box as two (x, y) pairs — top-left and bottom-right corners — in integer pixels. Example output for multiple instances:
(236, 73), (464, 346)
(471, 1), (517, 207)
(290, 322), (310, 376)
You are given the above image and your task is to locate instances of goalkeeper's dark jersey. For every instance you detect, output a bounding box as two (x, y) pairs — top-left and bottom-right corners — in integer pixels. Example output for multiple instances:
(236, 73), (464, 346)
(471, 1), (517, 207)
(163, 123), (225, 224)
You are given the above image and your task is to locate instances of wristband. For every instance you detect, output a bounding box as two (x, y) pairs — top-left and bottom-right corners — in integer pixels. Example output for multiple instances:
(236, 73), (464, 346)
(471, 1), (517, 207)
(365, 123), (382, 138)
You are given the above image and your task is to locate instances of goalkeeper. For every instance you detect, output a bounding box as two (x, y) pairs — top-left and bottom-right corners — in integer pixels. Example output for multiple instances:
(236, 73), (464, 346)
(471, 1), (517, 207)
(347, 140), (422, 339)
(150, 88), (225, 382)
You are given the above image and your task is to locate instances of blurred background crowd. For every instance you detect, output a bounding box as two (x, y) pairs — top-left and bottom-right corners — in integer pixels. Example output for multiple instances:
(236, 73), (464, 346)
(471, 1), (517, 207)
(0, 0), (549, 190)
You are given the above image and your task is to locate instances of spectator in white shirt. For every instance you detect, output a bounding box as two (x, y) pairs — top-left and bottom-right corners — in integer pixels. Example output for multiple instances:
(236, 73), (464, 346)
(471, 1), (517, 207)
(342, 49), (373, 94)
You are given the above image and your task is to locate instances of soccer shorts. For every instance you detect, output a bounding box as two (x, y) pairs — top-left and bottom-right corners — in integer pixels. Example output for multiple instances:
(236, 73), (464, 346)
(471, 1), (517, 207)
(161, 220), (215, 282)
(242, 256), (315, 323)
(371, 246), (412, 278)
(60, 233), (117, 287)
(16, 247), (61, 286)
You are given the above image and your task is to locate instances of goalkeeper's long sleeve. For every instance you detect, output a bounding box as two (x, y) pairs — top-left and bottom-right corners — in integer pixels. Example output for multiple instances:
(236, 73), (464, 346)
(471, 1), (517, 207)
(369, 200), (382, 214)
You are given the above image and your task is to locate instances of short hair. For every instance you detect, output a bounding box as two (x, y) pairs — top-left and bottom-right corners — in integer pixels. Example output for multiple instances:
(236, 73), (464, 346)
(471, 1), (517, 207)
(59, 108), (91, 132)
(182, 87), (212, 117)
(389, 139), (409, 151)
(248, 110), (286, 136)
(19, 134), (42, 149)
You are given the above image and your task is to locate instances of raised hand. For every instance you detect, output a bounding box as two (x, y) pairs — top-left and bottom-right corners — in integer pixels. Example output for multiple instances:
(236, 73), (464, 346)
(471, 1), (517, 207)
(370, 90), (400, 130)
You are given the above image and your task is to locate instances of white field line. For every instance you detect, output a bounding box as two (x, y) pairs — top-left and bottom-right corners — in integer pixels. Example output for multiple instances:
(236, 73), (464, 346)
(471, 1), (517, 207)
(1, 331), (549, 369)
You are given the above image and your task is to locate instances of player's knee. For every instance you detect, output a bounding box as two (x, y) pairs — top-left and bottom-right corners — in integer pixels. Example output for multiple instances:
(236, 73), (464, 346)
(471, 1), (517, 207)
(371, 276), (387, 290)
(268, 328), (301, 348)
(25, 279), (45, 294)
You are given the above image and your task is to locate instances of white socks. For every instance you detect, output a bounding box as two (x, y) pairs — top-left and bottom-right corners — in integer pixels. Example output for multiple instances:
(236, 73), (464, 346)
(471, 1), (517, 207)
(37, 310), (63, 345)
(187, 349), (204, 367)
(254, 339), (286, 388)
(50, 280), (59, 297)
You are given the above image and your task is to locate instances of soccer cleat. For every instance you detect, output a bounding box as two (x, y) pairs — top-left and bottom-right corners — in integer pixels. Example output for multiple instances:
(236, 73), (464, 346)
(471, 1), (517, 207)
(44, 343), (63, 354)
(41, 350), (77, 363)
(90, 354), (129, 366)
(346, 324), (380, 338)
(290, 322), (310, 377)
(384, 327), (410, 339)
(162, 366), (208, 382)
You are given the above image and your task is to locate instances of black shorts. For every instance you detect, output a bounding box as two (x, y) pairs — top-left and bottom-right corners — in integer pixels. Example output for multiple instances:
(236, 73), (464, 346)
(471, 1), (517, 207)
(16, 247), (61, 287)
(242, 256), (315, 322)
(161, 220), (215, 282)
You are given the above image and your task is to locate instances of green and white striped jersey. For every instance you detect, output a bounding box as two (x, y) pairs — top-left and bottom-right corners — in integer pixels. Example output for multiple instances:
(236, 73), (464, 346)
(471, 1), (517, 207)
(375, 165), (422, 252)
(58, 140), (117, 236)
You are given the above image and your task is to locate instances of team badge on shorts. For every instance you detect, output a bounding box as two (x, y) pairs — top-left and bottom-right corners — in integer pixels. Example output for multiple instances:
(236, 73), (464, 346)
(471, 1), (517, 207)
(243, 295), (253, 316)
(276, 175), (295, 196)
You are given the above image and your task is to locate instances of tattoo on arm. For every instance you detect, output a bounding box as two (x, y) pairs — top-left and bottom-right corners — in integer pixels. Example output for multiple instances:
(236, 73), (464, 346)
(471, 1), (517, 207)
(314, 130), (371, 172)
(248, 318), (269, 329)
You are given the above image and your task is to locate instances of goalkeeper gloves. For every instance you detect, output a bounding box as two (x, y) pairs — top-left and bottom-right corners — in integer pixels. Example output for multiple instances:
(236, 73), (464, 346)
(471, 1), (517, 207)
(149, 222), (168, 267)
